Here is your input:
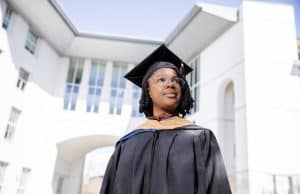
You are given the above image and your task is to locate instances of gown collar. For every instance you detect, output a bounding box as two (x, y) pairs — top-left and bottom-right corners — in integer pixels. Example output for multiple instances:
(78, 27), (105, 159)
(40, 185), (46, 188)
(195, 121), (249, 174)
(137, 116), (193, 130)
(147, 113), (177, 121)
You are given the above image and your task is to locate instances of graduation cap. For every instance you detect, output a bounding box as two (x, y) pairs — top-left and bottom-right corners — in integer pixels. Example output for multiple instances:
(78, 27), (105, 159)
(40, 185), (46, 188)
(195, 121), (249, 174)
(124, 44), (193, 87)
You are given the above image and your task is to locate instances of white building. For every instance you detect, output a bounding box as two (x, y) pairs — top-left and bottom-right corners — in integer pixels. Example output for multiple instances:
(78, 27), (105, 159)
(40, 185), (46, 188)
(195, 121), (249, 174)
(0, 0), (299, 194)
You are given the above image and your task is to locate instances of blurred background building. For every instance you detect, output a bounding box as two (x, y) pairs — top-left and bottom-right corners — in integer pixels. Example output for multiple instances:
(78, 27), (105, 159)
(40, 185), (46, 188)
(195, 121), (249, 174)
(0, 0), (300, 194)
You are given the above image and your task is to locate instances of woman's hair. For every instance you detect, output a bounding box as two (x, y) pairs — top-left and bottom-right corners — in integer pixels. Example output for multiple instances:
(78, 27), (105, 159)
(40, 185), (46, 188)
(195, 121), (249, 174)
(139, 72), (194, 117)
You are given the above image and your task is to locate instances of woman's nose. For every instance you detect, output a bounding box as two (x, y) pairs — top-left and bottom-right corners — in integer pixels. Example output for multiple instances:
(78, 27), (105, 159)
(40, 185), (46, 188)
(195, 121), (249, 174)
(165, 80), (175, 88)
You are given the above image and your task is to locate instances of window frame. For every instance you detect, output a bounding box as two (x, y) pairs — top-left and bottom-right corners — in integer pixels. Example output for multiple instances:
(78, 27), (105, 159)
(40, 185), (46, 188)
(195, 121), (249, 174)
(187, 56), (201, 113)
(4, 107), (21, 141)
(24, 31), (38, 54)
(16, 68), (29, 91)
(63, 58), (84, 111)
(0, 162), (8, 193)
(86, 60), (106, 113)
(109, 63), (127, 115)
(131, 84), (143, 117)
(2, 6), (12, 29)
(55, 176), (64, 194)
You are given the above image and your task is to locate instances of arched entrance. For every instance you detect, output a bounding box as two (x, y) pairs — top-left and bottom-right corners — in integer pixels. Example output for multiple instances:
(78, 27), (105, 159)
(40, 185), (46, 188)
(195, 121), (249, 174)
(81, 147), (115, 194)
(218, 80), (237, 192)
(52, 135), (119, 194)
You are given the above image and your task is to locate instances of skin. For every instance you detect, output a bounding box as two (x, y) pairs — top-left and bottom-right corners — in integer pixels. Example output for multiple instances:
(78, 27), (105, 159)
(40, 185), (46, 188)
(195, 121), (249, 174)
(147, 68), (182, 117)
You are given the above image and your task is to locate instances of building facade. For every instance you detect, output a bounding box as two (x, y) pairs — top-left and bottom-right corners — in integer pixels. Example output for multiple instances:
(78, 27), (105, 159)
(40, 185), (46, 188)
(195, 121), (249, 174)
(0, 0), (300, 194)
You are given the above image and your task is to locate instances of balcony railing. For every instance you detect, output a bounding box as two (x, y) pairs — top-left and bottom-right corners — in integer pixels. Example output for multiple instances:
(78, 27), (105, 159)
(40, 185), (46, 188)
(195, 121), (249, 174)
(294, 59), (300, 68)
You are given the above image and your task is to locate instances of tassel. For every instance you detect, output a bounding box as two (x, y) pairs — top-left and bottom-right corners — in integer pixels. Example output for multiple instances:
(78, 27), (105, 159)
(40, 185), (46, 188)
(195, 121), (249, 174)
(179, 63), (184, 76)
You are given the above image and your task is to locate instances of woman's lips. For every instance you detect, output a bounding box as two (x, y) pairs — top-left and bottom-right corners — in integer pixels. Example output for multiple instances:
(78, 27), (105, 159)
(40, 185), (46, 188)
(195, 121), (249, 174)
(163, 92), (177, 98)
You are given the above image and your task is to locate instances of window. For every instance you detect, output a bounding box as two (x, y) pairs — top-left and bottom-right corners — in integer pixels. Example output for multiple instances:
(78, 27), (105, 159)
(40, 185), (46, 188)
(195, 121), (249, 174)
(86, 60), (105, 113)
(4, 107), (21, 141)
(55, 176), (64, 194)
(64, 58), (84, 111)
(109, 63), (127, 115)
(131, 85), (143, 117)
(25, 31), (38, 54)
(187, 57), (200, 113)
(2, 6), (12, 29)
(17, 168), (31, 194)
(16, 68), (29, 91)
(0, 162), (8, 193)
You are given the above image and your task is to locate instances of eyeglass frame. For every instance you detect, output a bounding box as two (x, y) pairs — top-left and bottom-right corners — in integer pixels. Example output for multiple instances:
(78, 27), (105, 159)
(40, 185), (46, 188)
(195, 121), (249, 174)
(148, 76), (186, 87)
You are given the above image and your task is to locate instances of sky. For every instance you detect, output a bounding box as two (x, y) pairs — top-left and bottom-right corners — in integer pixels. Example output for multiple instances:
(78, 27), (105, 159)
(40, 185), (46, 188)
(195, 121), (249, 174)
(57, 0), (240, 40)
(57, 0), (300, 40)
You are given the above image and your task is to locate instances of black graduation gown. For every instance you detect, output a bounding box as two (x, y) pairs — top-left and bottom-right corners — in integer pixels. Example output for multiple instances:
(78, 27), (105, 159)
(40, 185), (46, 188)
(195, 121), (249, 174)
(100, 124), (232, 194)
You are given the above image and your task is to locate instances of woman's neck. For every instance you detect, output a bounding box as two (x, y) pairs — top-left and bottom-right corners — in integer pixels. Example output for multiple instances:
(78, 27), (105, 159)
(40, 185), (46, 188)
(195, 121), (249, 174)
(149, 110), (178, 121)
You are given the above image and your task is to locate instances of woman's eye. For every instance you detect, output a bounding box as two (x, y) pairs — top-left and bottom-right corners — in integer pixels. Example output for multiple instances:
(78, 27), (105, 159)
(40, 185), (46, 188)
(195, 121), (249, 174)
(157, 78), (166, 83)
(173, 78), (181, 84)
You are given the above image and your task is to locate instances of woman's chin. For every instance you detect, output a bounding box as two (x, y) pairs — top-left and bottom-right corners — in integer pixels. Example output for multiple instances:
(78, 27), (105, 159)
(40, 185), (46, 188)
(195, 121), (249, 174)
(161, 104), (179, 113)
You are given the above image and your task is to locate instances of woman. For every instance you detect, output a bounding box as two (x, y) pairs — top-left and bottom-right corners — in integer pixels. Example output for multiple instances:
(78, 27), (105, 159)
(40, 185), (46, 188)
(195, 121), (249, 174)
(100, 44), (232, 194)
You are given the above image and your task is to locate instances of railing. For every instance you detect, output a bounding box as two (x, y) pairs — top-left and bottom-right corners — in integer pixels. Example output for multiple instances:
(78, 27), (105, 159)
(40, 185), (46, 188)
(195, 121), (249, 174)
(270, 174), (300, 194)
(294, 59), (300, 68)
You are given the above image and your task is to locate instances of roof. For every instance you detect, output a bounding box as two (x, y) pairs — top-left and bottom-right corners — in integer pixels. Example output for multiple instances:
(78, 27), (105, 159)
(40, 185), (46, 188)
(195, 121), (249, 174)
(8, 0), (238, 62)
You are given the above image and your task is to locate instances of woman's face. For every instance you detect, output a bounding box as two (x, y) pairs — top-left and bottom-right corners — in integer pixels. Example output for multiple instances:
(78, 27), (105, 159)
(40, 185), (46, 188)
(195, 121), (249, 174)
(147, 68), (182, 116)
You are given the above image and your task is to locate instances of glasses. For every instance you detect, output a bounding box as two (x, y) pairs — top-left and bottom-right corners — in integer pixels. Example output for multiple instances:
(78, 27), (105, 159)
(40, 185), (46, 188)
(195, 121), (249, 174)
(149, 76), (185, 87)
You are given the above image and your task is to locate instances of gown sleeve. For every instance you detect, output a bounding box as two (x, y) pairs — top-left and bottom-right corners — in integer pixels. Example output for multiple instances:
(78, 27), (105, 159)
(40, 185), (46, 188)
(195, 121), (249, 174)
(194, 129), (232, 194)
(100, 144), (121, 194)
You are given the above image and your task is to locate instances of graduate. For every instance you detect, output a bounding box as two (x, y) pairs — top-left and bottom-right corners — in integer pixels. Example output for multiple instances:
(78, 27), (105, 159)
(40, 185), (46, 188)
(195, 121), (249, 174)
(100, 44), (232, 194)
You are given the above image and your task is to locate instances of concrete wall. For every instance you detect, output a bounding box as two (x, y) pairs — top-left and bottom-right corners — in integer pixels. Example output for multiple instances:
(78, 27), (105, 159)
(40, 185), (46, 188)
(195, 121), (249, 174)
(188, 4), (249, 193)
(242, 1), (300, 193)
(0, 1), (135, 193)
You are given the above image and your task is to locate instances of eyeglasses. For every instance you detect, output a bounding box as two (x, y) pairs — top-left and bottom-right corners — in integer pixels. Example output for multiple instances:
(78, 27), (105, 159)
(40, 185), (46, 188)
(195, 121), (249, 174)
(149, 76), (185, 87)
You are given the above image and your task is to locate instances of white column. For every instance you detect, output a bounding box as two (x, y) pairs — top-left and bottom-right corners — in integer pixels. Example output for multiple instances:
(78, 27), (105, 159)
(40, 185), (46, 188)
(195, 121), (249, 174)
(100, 61), (113, 114)
(77, 58), (91, 112)
(62, 158), (85, 194)
(123, 63), (133, 104)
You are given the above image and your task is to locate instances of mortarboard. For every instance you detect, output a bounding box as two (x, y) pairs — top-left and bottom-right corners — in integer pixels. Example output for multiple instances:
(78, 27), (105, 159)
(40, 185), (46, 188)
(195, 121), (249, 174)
(124, 44), (193, 87)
